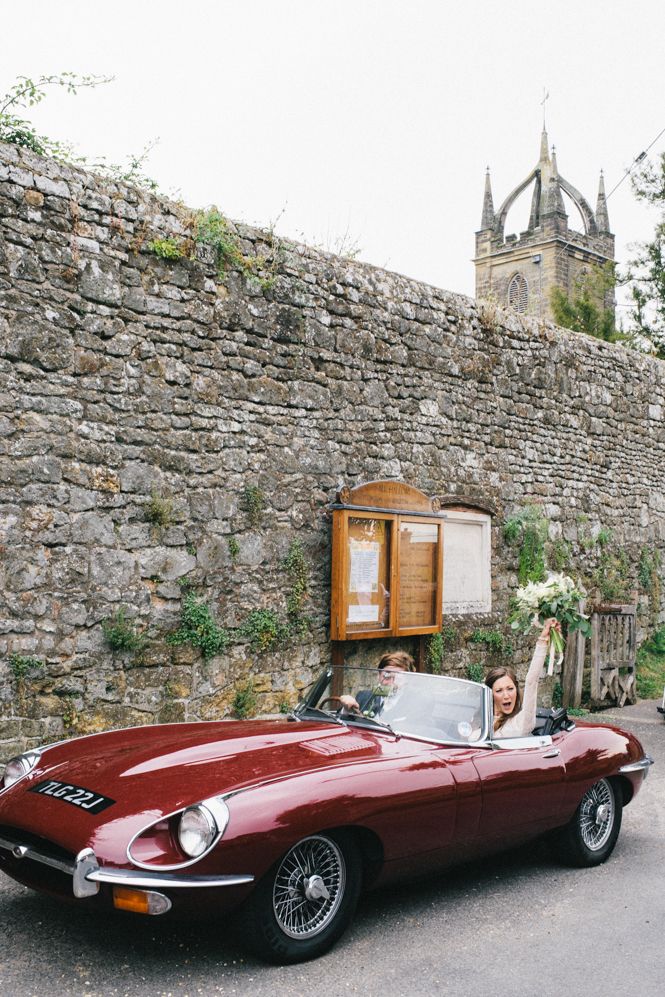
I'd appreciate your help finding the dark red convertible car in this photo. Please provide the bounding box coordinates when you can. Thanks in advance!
[0,667,653,963]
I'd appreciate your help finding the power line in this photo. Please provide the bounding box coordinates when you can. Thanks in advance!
[551,123,665,266]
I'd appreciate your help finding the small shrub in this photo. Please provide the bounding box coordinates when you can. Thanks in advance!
[232,679,257,719]
[636,628,665,698]
[145,490,174,528]
[8,654,43,681]
[593,546,631,602]
[238,609,289,652]
[147,237,184,261]
[468,629,512,655]
[102,608,145,653]
[242,485,266,528]
[466,662,485,684]
[547,538,571,572]
[228,536,240,565]
[167,592,229,659]
[427,632,444,674]
[278,697,293,714]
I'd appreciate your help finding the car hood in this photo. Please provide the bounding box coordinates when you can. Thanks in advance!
[0,719,385,856]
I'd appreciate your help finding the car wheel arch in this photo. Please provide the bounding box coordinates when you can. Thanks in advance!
[609,774,634,807]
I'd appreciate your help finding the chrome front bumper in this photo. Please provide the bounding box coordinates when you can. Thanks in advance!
[619,755,654,777]
[0,833,254,898]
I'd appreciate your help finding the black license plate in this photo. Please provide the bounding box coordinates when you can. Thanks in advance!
[29,780,115,815]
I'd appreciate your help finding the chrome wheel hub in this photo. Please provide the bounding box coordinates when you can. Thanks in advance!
[273,835,345,939]
[579,779,614,851]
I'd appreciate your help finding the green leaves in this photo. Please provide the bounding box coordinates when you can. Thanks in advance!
[167,592,229,659]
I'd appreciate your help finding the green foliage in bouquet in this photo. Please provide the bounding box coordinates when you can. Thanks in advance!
[509,573,591,660]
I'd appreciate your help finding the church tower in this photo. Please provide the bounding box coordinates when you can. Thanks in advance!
[474,129,614,320]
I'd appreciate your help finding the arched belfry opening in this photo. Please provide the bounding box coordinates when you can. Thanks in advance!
[474,129,614,321]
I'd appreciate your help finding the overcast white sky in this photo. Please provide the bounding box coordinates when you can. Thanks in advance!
[3,0,665,313]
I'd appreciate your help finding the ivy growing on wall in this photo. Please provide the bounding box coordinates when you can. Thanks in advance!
[503,505,548,584]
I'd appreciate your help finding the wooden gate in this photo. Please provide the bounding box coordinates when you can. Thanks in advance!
[590,603,637,706]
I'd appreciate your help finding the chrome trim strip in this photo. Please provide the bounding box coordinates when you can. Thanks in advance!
[0,834,253,891]
[619,756,654,774]
[89,868,254,888]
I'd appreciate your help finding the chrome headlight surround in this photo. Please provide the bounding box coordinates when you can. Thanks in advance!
[1,750,41,790]
[178,805,217,858]
[127,796,230,871]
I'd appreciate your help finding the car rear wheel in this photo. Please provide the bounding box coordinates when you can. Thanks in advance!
[240,831,362,964]
[553,778,622,867]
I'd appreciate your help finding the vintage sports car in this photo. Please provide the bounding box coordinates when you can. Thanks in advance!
[0,667,654,963]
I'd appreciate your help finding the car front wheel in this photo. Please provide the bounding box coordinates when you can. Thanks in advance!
[241,831,362,964]
[553,777,622,867]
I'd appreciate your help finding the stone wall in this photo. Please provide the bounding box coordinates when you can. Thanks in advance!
[1,140,664,760]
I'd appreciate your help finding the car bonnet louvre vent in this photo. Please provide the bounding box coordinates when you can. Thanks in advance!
[302,737,372,757]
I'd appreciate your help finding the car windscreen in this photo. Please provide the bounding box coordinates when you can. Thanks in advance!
[297,667,487,743]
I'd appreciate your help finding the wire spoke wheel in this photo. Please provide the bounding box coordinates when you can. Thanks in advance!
[578,778,615,851]
[272,835,345,939]
[553,776,622,867]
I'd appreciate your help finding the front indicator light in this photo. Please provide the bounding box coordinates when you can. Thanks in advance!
[112,887,172,915]
[178,805,217,858]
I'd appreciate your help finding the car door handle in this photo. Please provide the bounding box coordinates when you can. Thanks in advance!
[542,749,560,758]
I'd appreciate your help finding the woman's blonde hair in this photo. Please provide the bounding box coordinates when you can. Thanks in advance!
[485,666,521,730]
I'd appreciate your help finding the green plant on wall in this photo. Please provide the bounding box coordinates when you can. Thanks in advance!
[145,489,174,528]
[547,538,571,572]
[503,505,548,584]
[167,592,229,659]
[284,539,311,634]
[8,653,43,683]
[232,679,257,719]
[427,632,444,674]
[592,545,631,602]
[102,608,145,653]
[238,609,289,652]
[242,484,265,528]
[466,662,485,684]
[468,629,512,656]
[228,536,240,566]
[147,237,185,261]
[638,545,661,620]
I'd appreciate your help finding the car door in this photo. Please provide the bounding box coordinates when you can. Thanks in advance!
[471,733,567,844]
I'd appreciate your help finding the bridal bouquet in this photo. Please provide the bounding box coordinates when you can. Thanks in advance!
[509,573,590,673]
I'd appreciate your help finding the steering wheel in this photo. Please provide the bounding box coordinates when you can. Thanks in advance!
[319,696,356,714]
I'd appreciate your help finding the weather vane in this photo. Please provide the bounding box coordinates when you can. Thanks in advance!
[541,88,550,126]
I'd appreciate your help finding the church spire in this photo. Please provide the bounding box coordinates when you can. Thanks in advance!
[596,169,610,233]
[546,145,567,216]
[480,167,495,229]
[539,126,550,164]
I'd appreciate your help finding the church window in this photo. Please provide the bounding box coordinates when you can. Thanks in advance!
[508,273,529,313]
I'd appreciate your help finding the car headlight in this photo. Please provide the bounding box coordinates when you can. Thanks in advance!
[178,805,218,858]
[2,750,41,789]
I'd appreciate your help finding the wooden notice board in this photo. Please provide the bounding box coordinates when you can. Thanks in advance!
[330,481,444,640]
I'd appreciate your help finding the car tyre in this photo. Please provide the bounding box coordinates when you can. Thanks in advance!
[553,778,622,867]
[240,830,362,964]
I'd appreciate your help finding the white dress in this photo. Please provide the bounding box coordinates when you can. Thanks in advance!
[494,636,549,737]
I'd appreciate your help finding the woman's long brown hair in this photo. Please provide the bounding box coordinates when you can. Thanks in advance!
[485,666,522,730]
